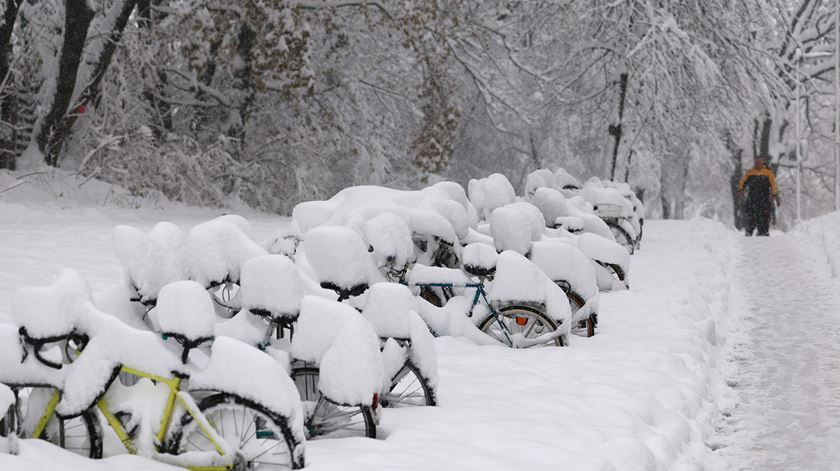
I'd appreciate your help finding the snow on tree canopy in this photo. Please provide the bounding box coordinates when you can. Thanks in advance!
[188,219,267,286]
[362,282,416,339]
[468,173,516,220]
[318,313,384,406]
[188,336,305,437]
[152,280,216,340]
[13,268,92,339]
[363,212,414,271]
[529,240,599,306]
[239,255,304,319]
[303,226,372,291]
[113,222,194,303]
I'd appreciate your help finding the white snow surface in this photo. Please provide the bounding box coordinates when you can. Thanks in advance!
[361,282,416,339]
[317,314,384,406]
[13,269,92,339]
[187,219,267,285]
[467,173,517,221]
[151,280,216,340]
[302,226,373,290]
[709,215,840,470]
[363,211,414,271]
[113,222,193,303]
[0,194,757,471]
[239,254,303,318]
[188,336,305,437]
[529,240,599,304]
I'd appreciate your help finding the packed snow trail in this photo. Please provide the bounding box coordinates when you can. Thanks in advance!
[719,232,840,470]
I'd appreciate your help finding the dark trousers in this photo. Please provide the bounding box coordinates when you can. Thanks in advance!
[744,202,771,236]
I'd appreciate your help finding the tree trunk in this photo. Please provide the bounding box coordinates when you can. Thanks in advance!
[0,0,21,169]
[608,71,629,181]
[47,0,138,165]
[139,0,172,137]
[33,0,94,167]
[229,21,257,151]
[726,131,745,229]
[661,194,671,219]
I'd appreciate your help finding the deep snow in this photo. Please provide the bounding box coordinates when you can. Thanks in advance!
[0,191,742,470]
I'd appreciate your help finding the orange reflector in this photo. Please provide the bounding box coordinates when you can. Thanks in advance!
[515,316,528,326]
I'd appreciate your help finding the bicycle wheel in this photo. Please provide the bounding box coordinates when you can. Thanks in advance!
[380,361,436,408]
[477,305,563,347]
[15,387,102,458]
[173,393,302,470]
[291,366,376,439]
[607,222,634,255]
[563,289,595,338]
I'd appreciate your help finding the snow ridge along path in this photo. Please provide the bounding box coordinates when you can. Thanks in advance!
[716,229,840,471]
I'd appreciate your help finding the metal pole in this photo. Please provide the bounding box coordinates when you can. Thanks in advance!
[796,49,802,221]
[835,0,840,210]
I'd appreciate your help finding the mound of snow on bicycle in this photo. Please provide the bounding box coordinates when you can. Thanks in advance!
[0,168,745,469]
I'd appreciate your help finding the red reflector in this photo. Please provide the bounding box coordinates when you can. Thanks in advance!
[372,393,380,409]
[515,316,528,326]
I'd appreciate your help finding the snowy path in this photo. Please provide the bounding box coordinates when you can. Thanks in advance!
[719,232,840,470]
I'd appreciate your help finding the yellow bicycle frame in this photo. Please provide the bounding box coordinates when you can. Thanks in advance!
[31,365,232,471]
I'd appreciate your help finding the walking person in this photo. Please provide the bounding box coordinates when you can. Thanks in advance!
[738,155,780,236]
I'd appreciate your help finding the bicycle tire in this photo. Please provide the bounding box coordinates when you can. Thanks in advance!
[607,221,634,255]
[381,361,436,408]
[561,288,596,338]
[290,366,376,439]
[477,305,563,347]
[14,386,102,458]
[172,392,304,470]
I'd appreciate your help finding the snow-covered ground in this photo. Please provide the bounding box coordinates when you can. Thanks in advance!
[0,175,744,471]
[711,214,840,470]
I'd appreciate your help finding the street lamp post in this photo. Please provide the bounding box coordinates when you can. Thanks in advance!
[796,49,803,221]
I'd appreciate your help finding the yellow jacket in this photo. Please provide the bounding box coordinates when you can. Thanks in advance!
[738,167,778,197]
